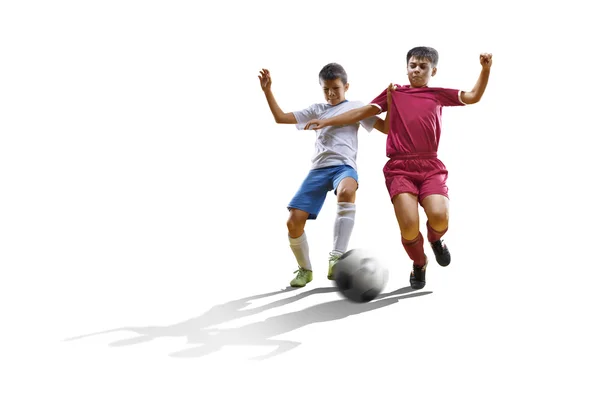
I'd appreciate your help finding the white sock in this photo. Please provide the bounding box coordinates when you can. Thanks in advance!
[333,202,356,255]
[289,232,312,271]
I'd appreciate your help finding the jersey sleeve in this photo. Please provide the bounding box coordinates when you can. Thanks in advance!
[435,88,466,107]
[292,104,319,130]
[359,116,378,132]
[369,88,388,113]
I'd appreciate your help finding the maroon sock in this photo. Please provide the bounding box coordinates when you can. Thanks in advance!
[427,221,447,243]
[402,232,426,266]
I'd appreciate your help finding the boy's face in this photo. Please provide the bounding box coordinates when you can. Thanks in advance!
[320,78,348,106]
[407,56,437,88]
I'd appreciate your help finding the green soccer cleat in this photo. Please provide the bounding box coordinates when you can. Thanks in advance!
[327,252,342,280]
[290,267,313,287]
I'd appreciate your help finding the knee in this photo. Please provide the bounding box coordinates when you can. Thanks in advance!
[428,207,449,225]
[337,186,356,203]
[398,214,419,232]
[287,214,306,235]
[399,219,420,240]
[286,217,298,232]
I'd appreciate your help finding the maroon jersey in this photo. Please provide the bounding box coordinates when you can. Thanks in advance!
[370,86,465,157]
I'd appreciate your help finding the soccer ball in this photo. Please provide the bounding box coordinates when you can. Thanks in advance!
[334,248,388,303]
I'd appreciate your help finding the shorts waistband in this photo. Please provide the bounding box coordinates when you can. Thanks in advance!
[389,152,438,160]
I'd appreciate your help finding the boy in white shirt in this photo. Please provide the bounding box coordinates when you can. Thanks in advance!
[259,63,386,287]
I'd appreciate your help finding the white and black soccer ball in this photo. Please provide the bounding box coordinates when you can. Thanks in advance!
[334,248,388,303]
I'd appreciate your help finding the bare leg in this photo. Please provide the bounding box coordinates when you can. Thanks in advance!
[392,192,420,241]
[421,194,449,239]
[421,194,451,266]
[287,208,309,239]
[336,177,357,203]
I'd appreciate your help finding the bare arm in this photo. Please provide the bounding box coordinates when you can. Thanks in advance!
[460,53,492,105]
[259,69,297,124]
[373,116,385,133]
[382,109,389,135]
[372,83,396,135]
[304,104,380,130]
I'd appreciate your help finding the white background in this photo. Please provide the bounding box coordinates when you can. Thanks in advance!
[1,0,599,399]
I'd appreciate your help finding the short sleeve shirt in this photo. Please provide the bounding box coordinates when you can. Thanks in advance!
[370,86,465,157]
[293,100,378,171]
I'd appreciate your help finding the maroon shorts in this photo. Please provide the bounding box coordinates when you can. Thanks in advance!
[383,152,448,204]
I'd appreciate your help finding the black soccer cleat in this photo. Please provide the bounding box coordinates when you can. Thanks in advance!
[430,239,451,267]
[409,257,428,290]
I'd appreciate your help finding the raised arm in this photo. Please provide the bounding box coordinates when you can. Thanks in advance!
[303,104,380,130]
[460,53,492,105]
[259,68,298,124]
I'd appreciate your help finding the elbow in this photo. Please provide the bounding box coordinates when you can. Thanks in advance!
[274,112,293,124]
[462,92,481,105]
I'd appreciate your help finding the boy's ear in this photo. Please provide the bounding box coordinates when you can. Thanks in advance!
[431,67,437,76]
[345,82,350,91]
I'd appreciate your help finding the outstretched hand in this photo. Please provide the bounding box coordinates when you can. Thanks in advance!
[480,53,493,69]
[304,119,325,130]
[258,68,272,91]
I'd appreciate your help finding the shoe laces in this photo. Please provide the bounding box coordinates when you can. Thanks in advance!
[328,252,341,262]
[293,267,309,277]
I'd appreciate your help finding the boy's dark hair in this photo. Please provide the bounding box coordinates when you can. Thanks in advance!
[406,46,439,67]
[318,63,348,84]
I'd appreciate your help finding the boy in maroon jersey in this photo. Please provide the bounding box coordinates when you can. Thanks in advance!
[305,46,492,289]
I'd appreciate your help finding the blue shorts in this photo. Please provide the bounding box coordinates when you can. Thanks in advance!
[288,165,358,220]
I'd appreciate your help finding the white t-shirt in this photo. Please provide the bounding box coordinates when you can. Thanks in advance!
[292,100,377,171]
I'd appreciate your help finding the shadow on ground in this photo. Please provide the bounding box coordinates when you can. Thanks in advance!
[65,285,431,360]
